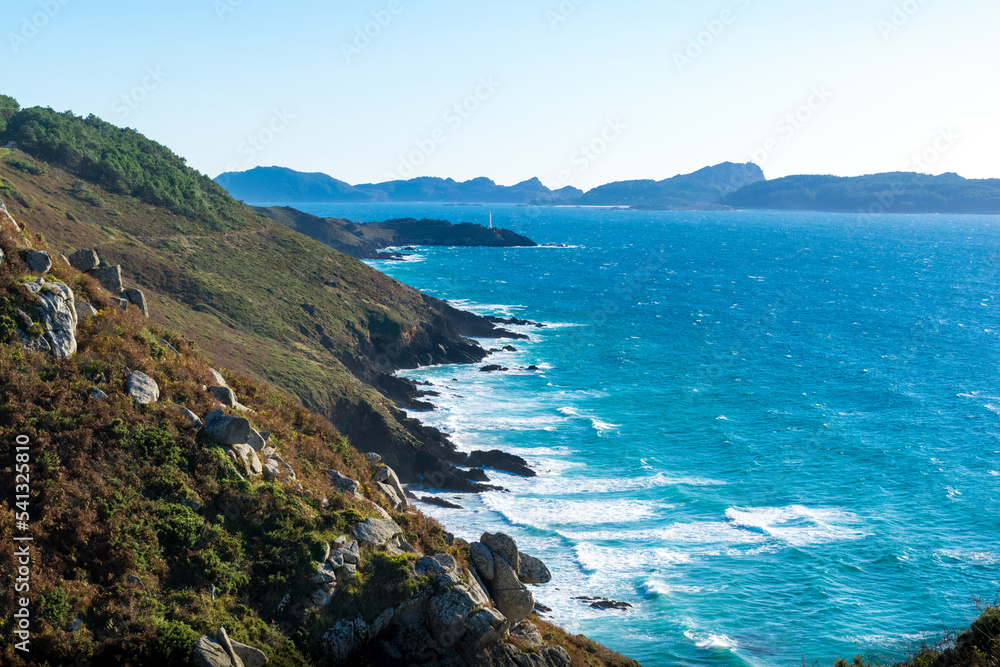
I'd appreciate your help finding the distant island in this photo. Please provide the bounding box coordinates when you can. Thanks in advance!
[217,163,1000,214]
[256,206,537,260]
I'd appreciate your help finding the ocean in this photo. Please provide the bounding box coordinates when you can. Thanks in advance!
[295,203,1000,667]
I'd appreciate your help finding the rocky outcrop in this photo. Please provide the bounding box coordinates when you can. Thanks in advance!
[21,279,78,359]
[125,287,149,317]
[90,264,123,293]
[192,628,268,667]
[373,464,409,510]
[469,533,549,625]
[126,371,160,404]
[203,411,251,445]
[69,248,99,271]
[330,534,563,666]
[0,197,20,231]
[327,469,360,495]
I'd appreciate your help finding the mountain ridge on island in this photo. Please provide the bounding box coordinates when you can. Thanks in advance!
[216,163,1000,214]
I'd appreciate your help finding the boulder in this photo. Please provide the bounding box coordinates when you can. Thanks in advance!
[511,620,545,650]
[208,386,241,407]
[179,407,204,428]
[428,583,481,642]
[125,287,149,317]
[364,452,382,463]
[209,367,228,387]
[353,517,403,548]
[462,607,511,655]
[69,249,100,272]
[111,297,129,311]
[247,428,266,452]
[35,281,78,359]
[230,443,262,476]
[77,300,98,319]
[373,465,409,509]
[310,564,338,585]
[321,616,368,665]
[469,542,494,580]
[203,415,251,445]
[230,639,268,667]
[376,481,404,510]
[336,563,357,584]
[487,559,534,625]
[262,463,280,481]
[89,388,108,401]
[0,197,20,231]
[89,265,123,293]
[126,371,159,404]
[414,556,450,578]
[26,251,52,274]
[192,635,233,667]
[327,469,360,495]
[216,627,245,667]
[481,532,520,571]
[518,552,552,585]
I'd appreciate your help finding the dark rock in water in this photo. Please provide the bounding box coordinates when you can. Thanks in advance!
[419,496,463,509]
[465,468,490,482]
[469,450,536,477]
[526,365,539,371]
[502,345,518,352]
[573,596,633,611]
[533,601,553,616]
[487,315,546,328]
[480,365,508,373]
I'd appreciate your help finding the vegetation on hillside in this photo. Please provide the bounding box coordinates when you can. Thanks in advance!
[0,132,494,490]
[0,219,456,666]
[835,602,999,667]
[0,98,243,226]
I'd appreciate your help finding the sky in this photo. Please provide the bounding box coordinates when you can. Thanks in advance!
[2,0,999,191]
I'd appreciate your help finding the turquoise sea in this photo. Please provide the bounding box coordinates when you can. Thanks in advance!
[296,203,1000,667]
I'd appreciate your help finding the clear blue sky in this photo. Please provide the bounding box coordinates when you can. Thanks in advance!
[3,0,998,190]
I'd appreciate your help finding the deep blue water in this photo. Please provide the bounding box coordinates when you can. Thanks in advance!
[297,203,1000,667]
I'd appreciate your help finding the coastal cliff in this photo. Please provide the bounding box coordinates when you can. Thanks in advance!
[255,206,537,260]
[0,105,639,666]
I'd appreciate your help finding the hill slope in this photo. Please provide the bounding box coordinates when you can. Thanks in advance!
[0,104,526,492]
[0,180,640,667]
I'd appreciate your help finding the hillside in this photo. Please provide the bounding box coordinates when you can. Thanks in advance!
[0,181,640,667]
[216,167,583,205]
[723,172,1000,213]
[0,103,531,493]
[256,206,537,260]
[575,162,766,208]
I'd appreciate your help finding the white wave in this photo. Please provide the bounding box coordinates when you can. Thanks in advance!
[573,542,691,574]
[591,418,620,432]
[482,493,659,528]
[683,630,739,651]
[989,470,999,476]
[936,550,999,565]
[560,521,764,545]
[557,406,581,416]
[643,581,703,596]
[724,505,864,546]
[525,472,726,496]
